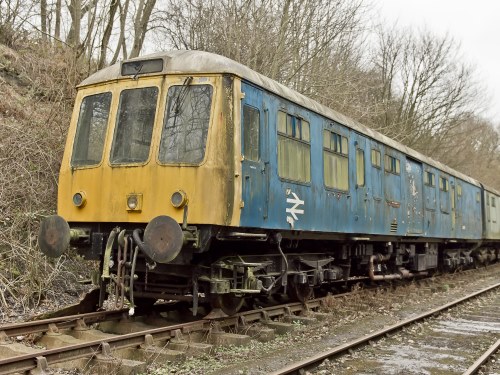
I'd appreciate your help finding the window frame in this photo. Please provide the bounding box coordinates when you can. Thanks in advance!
[356,148,365,187]
[242,104,260,162]
[277,110,311,184]
[439,176,449,192]
[158,83,215,165]
[71,91,113,168]
[371,149,381,169]
[384,154,400,175]
[424,171,436,187]
[110,86,159,166]
[323,128,349,191]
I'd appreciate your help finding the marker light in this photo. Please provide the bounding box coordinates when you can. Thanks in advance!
[126,194,142,211]
[72,192,86,207]
[171,190,188,208]
[127,195,138,210]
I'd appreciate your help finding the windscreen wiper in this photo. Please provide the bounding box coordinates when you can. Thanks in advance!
[132,63,144,80]
[173,76,193,114]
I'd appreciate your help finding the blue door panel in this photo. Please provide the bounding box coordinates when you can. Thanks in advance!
[240,82,267,227]
[351,134,369,233]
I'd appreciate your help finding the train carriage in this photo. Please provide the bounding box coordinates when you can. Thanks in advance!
[38,50,497,315]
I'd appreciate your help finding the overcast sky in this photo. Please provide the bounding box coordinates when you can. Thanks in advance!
[374,0,500,124]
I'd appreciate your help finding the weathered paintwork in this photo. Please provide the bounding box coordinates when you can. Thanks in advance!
[61,50,486,244]
[238,81,483,241]
[58,74,240,227]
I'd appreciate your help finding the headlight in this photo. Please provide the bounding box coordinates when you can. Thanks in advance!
[171,190,188,208]
[72,191,86,207]
[126,194,142,211]
[127,195,138,209]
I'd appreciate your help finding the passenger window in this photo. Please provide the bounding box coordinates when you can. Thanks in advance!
[110,87,158,164]
[277,111,311,182]
[356,149,365,187]
[71,92,112,167]
[384,154,400,175]
[439,177,449,192]
[492,197,497,207]
[476,192,481,202]
[457,184,462,197]
[424,171,435,187]
[371,149,381,168]
[242,105,260,161]
[323,130,349,190]
[159,84,213,164]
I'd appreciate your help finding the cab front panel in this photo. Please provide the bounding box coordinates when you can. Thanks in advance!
[58,75,237,227]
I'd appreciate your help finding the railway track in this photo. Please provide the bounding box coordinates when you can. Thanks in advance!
[271,282,500,374]
[1,266,498,374]
[0,295,327,374]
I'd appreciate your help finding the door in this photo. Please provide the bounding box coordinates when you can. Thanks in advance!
[367,141,384,234]
[240,82,268,226]
[405,158,424,234]
[353,134,368,227]
[451,184,456,234]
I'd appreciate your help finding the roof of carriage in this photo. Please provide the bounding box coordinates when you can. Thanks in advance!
[79,49,489,190]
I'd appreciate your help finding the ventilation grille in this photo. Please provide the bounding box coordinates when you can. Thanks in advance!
[390,222,398,233]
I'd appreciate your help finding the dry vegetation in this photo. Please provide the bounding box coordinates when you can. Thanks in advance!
[0,33,90,311]
[0,0,499,312]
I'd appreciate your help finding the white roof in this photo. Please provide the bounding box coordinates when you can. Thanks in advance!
[79,50,481,187]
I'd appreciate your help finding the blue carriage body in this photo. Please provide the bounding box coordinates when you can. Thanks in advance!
[239,80,483,242]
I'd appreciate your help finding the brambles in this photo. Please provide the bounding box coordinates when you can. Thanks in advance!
[0,40,87,312]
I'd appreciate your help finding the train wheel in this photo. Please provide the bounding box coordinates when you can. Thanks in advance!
[211,293,244,316]
[288,281,313,302]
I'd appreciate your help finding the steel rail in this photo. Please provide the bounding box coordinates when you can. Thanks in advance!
[270,282,500,375]
[0,309,128,338]
[462,339,500,375]
[0,319,209,374]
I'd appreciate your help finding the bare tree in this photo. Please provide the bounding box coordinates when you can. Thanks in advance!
[154,0,367,88]
[371,27,482,152]
[98,0,119,68]
[129,0,156,58]
[67,0,82,48]
[40,0,47,42]
[54,0,61,40]
[110,0,130,64]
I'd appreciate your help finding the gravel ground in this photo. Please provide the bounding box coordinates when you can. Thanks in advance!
[316,288,500,374]
[480,352,500,375]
